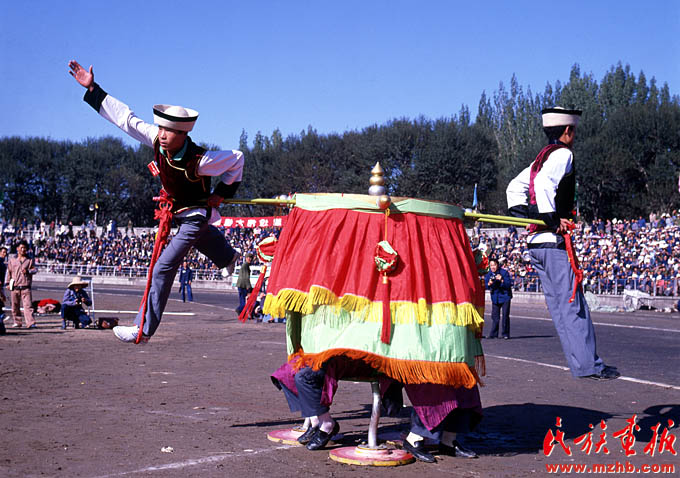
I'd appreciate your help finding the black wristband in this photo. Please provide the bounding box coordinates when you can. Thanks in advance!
[83,83,108,112]
[213,181,241,199]
[507,205,529,218]
[538,211,560,229]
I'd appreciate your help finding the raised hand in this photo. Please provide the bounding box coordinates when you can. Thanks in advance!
[68,60,94,90]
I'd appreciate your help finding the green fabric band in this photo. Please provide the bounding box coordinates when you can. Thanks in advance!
[294,193,465,219]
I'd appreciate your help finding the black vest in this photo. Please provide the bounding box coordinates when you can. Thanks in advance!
[154,138,211,213]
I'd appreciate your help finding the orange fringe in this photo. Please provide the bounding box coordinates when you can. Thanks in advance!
[291,348,484,388]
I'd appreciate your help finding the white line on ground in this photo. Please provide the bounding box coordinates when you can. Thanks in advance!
[509,315,680,333]
[92,309,195,316]
[89,445,292,478]
[487,354,680,390]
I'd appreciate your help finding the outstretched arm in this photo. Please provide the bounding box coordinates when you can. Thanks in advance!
[68,60,95,92]
[67,60,157,147]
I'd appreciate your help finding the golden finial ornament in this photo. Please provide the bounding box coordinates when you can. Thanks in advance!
[368,162,386,196]
[368,162,390,209]
[377,194,391,210]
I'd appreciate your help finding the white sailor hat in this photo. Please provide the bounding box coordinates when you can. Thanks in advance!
[153,104,199,132]
[541,107,582,128]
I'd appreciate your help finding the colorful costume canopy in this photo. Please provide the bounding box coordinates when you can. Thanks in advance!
[263,193,485,389]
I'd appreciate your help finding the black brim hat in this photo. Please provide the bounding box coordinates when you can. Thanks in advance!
[541,107,582,127]
[153,104,199,132]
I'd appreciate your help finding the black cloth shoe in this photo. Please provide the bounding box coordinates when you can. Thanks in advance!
[502,336,510,340]
[296,426,319,445]
[439,440,478,458]
[402,440,436,463]
[306,421,339,451]
[582,366,620,381]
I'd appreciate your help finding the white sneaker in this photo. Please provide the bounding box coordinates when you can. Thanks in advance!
[226,252,241,276]
[113,325,148,343]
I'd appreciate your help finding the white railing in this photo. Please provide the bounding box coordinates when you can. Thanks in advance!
[36,263,263,287]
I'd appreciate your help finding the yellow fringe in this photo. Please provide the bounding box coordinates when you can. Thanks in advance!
[263,286,485,332]
[291,348,483,388]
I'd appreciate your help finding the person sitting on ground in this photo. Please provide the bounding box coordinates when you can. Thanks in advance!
[61,277,93,329]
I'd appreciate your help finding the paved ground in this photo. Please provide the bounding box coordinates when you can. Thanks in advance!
[0,282,678,477]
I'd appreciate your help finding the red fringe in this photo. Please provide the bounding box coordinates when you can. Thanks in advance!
[291,348,482,388]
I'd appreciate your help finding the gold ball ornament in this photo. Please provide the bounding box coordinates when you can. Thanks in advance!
[377,195,391,210]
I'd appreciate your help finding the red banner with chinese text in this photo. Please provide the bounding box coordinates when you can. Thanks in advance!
[214,216,288,229]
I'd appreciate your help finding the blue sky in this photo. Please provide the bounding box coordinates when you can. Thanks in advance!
[1,0,678,150]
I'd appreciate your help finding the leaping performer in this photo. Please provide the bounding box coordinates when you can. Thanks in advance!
[506,106,619,380]
[68,60,243,344]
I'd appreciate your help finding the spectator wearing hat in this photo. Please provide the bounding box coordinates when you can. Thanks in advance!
[506,106,619,381]
[6,240,38,329]
[62,277,92,329]
[69,60,243,343]
[236,254,254,314]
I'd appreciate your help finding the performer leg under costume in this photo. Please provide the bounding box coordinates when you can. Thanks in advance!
[403,384,481,461]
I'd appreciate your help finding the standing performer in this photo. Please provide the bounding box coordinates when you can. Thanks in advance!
[506,107,619,380]
[484,258,512,339]
[68,60,243,343]
[178,261,194,303]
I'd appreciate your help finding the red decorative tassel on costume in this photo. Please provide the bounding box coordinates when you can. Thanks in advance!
[380,274,391,344]
[562,223,583,303]
[136,190,174,344]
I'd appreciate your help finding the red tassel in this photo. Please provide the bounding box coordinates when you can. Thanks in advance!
[136,190,174,344]
[239,265,267,322]
[562,224,583,303]
[380,274,391,344]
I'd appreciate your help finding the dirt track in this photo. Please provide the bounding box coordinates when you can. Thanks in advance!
[1,287,678,477]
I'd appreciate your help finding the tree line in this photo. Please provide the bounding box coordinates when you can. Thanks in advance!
[1,62,678,226]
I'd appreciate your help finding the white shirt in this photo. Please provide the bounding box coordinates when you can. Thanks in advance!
[506,147,573,244]
[98,94,244,222]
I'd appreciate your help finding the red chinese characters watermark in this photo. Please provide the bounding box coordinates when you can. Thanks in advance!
[574,420,610,455]
[544,415,677,457]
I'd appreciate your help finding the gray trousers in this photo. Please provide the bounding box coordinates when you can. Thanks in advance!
[135,218,235,336]
[530,248,604,377]
[280,367,329,418]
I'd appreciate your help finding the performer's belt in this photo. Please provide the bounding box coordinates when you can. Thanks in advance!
[527,237,566,250]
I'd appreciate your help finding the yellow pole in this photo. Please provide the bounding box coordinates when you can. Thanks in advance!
[465,212,546,227]
[222,198,296,206]
[221,198,546,227]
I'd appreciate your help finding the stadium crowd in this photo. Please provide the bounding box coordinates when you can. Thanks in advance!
[0,217,277,280]
[471,212,680,296]
[0,212,678,296]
